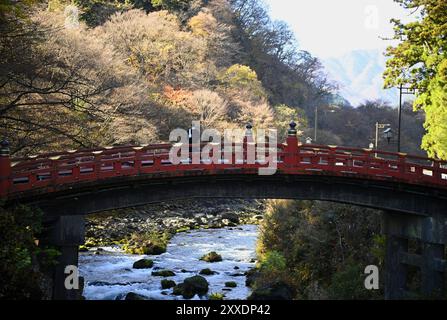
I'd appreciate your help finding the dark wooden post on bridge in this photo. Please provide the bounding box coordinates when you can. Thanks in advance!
[384,211,446,299]
[284,121,299,168]
[243,123,255,164]
[243,123,254,144]
[40,215,86,300]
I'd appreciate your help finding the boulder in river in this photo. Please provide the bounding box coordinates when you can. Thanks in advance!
[172,276,209,299]
[161,279,176,289]
[221,212,240,224]
[199,268,217,276]
[200,251,222,263]
[225,281,237,288]
[125,292,147,300]
[152,270,176,277]
[132,259,154,269]
[140,243,166,255]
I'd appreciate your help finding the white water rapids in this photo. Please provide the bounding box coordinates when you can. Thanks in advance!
[79,225,258,300]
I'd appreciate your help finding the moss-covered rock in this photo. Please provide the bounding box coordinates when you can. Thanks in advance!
[225,281,237,288]
[152,270,176,277]
[122,232,170,255]
[200,251,222,263]
[172,276,209,299]
[161,279,176,289]
[199,268,217,276]
[184,276,209,296]
[173,283,191,298]
[132,259,154,269]
[124,242,166,255]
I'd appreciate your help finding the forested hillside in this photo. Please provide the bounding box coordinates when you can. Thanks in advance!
[1,0,426,157]
[0,0,330,156]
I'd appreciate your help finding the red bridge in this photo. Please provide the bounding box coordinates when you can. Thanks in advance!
[1,126,447,199]
[1,123,447,300]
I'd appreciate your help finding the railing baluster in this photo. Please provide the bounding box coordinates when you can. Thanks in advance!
[0,140,11,198]
[50,159,58,186]
[328,146,336,167]
[94,153,101,179]
[72,164,80,180]
[114,160,122,175]
[363,149,372,175]
[398,154,407,178]
[433,161,441,183]
[134,149,142,174]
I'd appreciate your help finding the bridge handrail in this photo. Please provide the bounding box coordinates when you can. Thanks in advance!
[11,144,173,163]
[2,138,447,199]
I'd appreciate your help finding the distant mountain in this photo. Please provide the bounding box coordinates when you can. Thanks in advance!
[322,49,399,107]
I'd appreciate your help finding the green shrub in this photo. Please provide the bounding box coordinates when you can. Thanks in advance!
[327,262,373,300]
[209,292,224,300]
[259,251,286,272]
[0,205,53,299]
[255,200,383,299]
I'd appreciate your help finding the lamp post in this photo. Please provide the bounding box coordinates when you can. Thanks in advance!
[375,122,391,150]
[383,127,393,145]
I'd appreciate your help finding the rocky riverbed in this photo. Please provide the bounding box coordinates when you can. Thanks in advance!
[84,199,266,247]
[79,199,266,300]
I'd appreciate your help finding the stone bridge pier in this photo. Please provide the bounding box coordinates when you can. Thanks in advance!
[384,211,446,299]
[39,215,85,300]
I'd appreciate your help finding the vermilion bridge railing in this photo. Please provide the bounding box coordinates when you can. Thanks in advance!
[1,134,447,199]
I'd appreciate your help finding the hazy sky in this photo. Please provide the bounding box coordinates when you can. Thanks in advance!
[264,0,414,58]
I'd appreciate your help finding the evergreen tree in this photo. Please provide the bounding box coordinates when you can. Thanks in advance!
[384,0,447,159]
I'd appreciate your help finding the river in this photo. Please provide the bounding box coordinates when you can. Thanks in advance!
[79,224,259,300]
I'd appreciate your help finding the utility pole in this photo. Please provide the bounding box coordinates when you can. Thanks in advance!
[398,84,403,153]
[314,105,318,143]
[375,122,379,150]
[397,85,420,153]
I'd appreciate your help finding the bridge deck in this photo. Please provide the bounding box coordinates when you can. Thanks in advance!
[2,141,446,200]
